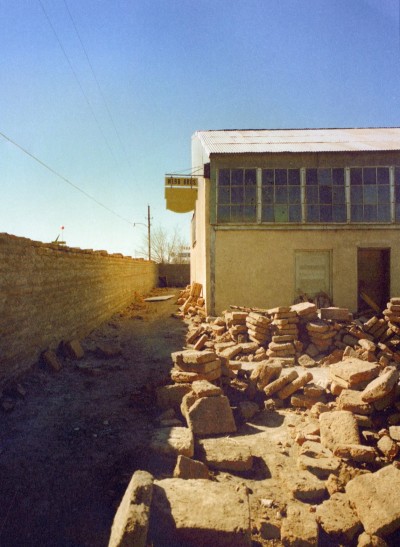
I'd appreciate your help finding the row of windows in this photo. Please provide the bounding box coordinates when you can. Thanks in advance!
[217,167,400,224]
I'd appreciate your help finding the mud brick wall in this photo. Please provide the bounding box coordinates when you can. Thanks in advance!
[0,233,158,386]
[158,263,190,287]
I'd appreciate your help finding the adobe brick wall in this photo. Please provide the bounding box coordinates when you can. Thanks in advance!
[0,233,158,386]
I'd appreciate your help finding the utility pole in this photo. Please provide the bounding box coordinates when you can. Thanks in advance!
[134,205,152,261]
[147,205,151,261]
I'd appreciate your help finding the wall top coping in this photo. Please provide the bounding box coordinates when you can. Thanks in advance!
[0,233,152,262]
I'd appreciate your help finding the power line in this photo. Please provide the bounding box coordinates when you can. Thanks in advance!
[63,0,129,161]
[0,129,133,227]
[38,0,120,167]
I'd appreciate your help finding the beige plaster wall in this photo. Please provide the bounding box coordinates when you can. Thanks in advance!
[190,177,209,302]
[213,227,400,314]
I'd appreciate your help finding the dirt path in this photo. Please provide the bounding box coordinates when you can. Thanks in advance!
[0,290,186,547]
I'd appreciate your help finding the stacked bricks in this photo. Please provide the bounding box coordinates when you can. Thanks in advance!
[306,320,338,354]
[362,316,396,344]
[267,307,300,361]
[225,311,248,342]
[178,282,205,319]
[246,312,271,345]
[171,350,221,383]
[384,297,400,336]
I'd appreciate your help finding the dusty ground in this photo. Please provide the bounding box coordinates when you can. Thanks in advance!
[0,289,187,547]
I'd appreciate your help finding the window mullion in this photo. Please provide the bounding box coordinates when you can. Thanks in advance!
[257,168,262,223]
[390,166,395,223]
[300,168,306,223]
[345,168,351,223]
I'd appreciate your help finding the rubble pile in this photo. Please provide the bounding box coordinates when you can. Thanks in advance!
[110,283,400,547]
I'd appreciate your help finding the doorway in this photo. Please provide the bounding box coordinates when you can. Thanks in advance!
[357,248,390,312]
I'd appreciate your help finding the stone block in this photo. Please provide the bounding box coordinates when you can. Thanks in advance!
[150,478,251,546]
[281,502,319,546]
[108,470,153,547]
[346,465,400,536]
[320,410,360,451]
[197,437,253,471]
[173,455,209,479]
[316,492,361,543]
[150,427,194,458]
[186,396,236,436]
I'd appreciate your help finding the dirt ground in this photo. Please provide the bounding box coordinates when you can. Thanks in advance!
[0,289,187,547]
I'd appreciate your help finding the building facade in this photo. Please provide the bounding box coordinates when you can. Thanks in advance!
[190,128,400,315]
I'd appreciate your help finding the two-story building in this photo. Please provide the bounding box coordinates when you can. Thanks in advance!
[190,128,400,315]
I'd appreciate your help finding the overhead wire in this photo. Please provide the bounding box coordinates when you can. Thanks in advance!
[0,130,133,227]
[38,0,120,167]
[62,0,129,161]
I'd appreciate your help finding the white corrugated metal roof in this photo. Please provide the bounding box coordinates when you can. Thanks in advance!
[194,128,400,154]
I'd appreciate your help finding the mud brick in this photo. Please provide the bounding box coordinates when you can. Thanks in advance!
[193,334,209,351]
[239,342,259,354]
[42,350,62,371]
[246,316,270,331]
[217,344,243,361]
[329,358,380,389]
[263,370,298,397]
[320,307,351,321]
[186,395,236,435]
[361,367,399,402]
[267,349,296,358]
[389,296,400,305]
[247,329,268,342]
[290,302,317,316]
[273,311,297,320]
[191,380,222,398]
[63,339,84,360]
[272,334,297,343]
[186,326,204,344]
[309,330,336,341]
[172,350,217,366]
[319,410,360,451]
[268,306,291,314]
[307,321,331,333]
[175,358,221,374]
[337,389,373,415]
[171,366,221,383]
[388,303,400,313]
[247,311,270,326]
[269,341,294,352]
[277,372,313,399]
[291,393,322,409]
[363,316,378,331]
[229,325,247,336]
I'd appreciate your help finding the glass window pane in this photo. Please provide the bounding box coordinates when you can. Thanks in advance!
[245,185,256,203]
[395,168,400,186]
[333,187,345,204]
[231,187,243,204]
[289,186,301,204]
[332,168,345,185]
[363,167,376,185]
[395,186,400,203]
[288,169,300,185]
[231,169,243,185]
[364,185,377,205]
[364,205,377,222]
[306,169,317,185]
[351,205,363,222]
[307,205,319,222]
[377,205,391,222]
[275,169,287,185]
[320,205,332,222]
[275,186,288,204]
[396,203,400,221]
[219,169,230,186]
[333,205,346,222]
[318,169,332,186]
[306,186,318,204]
[263,186,274,203]
[377,185,390,204]
[274,204,288,222]
[350,168,362,185]
[217,205,230,222]
[231,205,243,222]
[218,187,230,204]
[245,169,256,186]
[377,167,389,185]
[319,186,332,204]
[262,169,274,186]
[262,205,274,222]
[351,186,363,204]
[289,205,301,222]
[243,205,256,221]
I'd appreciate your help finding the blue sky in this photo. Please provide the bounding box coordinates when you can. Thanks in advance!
[1,0,399,256]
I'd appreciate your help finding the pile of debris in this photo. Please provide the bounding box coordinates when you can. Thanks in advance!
[109,286,400,547]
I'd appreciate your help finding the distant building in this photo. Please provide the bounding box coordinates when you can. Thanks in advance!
[190,128,400,314]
